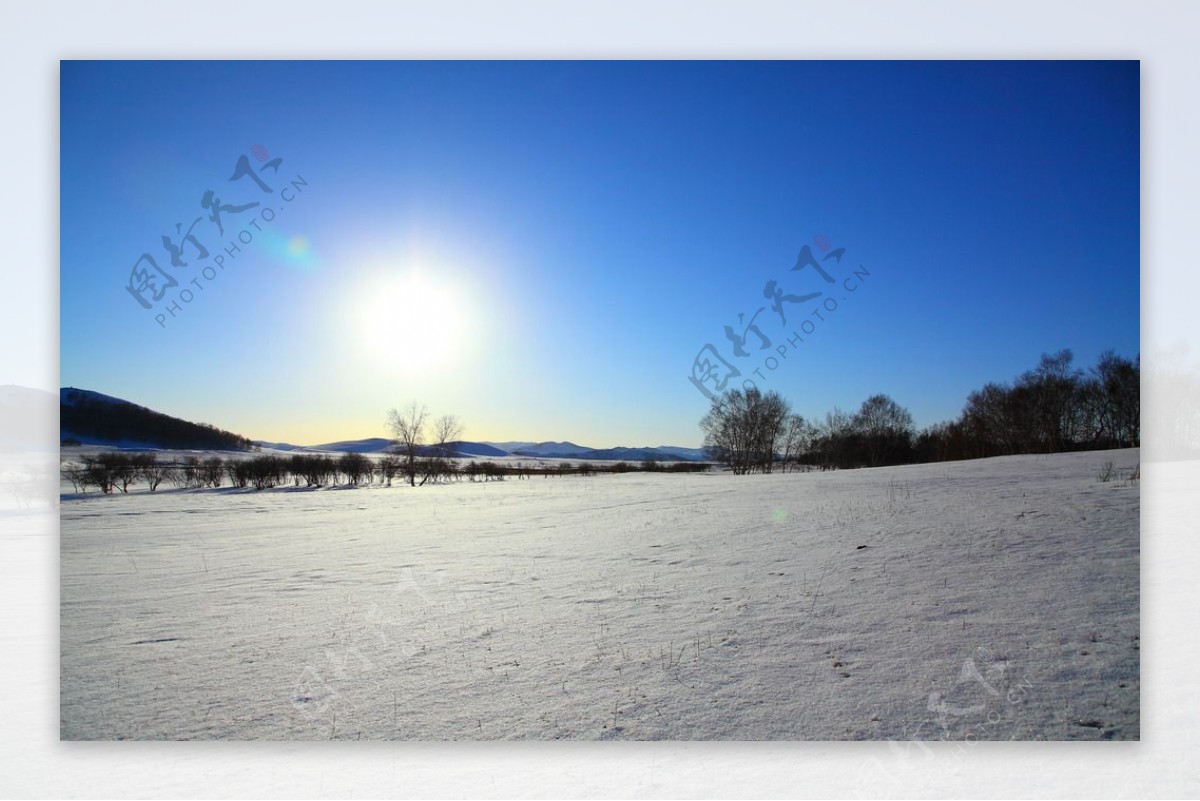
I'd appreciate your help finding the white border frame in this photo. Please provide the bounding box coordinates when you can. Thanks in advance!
[6,1,1195,797]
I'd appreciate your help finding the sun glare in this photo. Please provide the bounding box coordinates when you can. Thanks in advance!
[358,269,468,373]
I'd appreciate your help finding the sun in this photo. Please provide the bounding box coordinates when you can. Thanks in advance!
[358,269,467,373]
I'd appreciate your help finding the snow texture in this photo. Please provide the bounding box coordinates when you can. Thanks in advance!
[59,449,1139,740]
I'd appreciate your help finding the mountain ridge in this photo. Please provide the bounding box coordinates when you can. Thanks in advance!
[287,437,708,462]
[56,386,707,460]
[60,387,254,451]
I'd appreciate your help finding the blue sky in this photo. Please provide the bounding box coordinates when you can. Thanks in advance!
[60,60,1139,448]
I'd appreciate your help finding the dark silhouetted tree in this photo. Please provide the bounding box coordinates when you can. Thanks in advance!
[387,402,428,487]
[700,388,791,474]
[852,394,915,467]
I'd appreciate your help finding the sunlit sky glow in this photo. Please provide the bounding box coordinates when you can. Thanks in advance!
[60,60,1139,448]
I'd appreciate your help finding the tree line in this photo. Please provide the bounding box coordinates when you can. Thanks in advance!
[700,349,1139,472]
[62,400,721,495]
[924,350,1139,460]
[61,451,713,494]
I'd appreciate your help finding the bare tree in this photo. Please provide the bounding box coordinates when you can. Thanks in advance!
[424,414,463,485]
[1019,350,1083,452]
[226,458,250,488]
[82,456,115,494]
[701,390,752,474]
[1089,350,1140,448]
[700,388,791,474]
[433,415,462,455]
[807,407,847,468]
[387,402,428,487]
[377,454,401,486]
[919,349,1139,462]
[290,454,336,487]
[338,452,372,486]
[852,394,915,467]
[963,383,1025,457]
[174,456,205,488]
[61,462,88,493]
[133,452,175,491]
[781,414,814,471]
[201,456,225,488]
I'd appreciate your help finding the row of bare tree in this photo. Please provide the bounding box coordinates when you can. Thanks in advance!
[61,452,392,493]
[699,349,1139,472]
[386,403,462,487]
[918,350,1139,461]
[700,389,916,473]
[62,451,713,494]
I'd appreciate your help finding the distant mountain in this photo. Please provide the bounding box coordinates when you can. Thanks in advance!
[60,388,132,409]
[510,441,595,458]
[288,438,706,461]
[309,437,395,453]
[294,438,510,458]
[0,385,57,452]
[582,446,708,462]
[502,441,708,462]
[253,440,311,452]
[648,445,709,461]
[60,387,254,451]
[444,440,509,457]
[483,441,537,454]
[55,389,707,460]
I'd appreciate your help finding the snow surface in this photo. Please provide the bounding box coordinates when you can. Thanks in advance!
[59,449,1139,741]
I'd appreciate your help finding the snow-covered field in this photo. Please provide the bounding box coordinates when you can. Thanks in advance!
[59,449,1139,741]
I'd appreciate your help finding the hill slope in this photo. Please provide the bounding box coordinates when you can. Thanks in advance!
[60,388,254,451]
